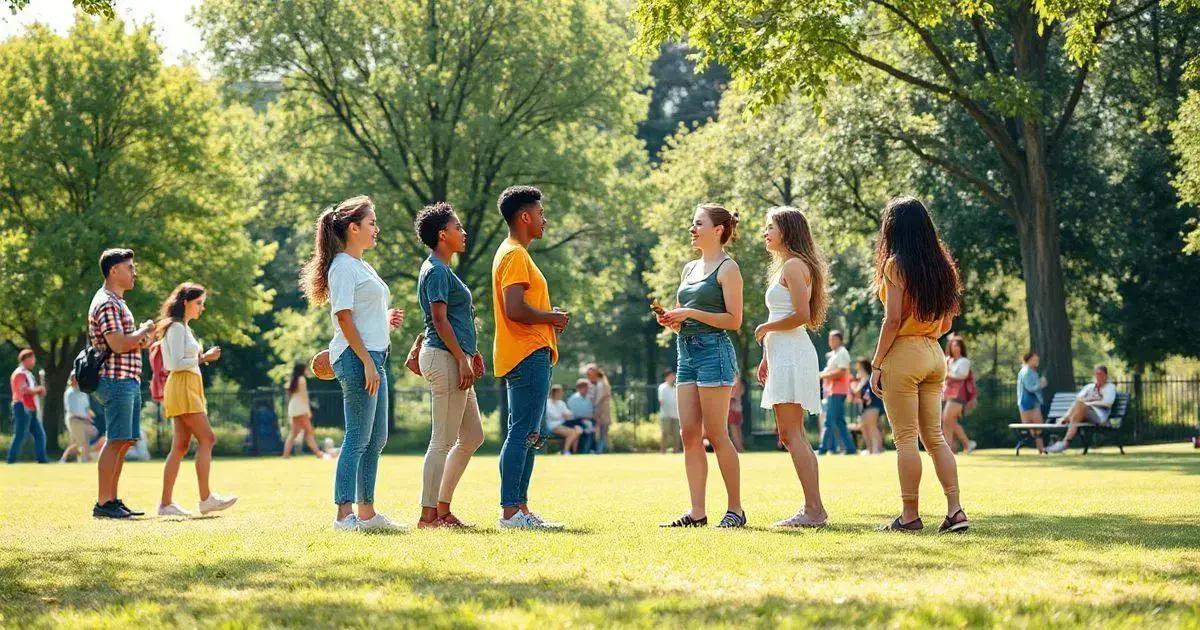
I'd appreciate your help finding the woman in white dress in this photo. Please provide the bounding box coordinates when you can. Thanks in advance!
[754,207,829,528]
[283,362,324,459]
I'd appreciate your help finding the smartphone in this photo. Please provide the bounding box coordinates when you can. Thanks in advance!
[650,300,666,316]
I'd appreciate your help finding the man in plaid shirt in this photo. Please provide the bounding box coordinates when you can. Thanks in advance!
[89,248,155,519]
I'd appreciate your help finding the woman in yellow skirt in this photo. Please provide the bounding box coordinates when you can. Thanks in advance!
[156,283,237,517]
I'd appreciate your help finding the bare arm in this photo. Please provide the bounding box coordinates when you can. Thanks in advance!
[870,275,906,369]
[104,325,153,354]
[503,284,566,326]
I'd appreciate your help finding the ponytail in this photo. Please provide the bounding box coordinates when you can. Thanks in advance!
[300,195,374,305]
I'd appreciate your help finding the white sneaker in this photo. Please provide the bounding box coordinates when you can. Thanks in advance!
[966,440,978,454]
[1045,440,1068,454]
[333,514,359,531]
[773,509,828,529]
[357,513,407,533]
[500,511,565,530]
[157,502,192,517]
[198,493,238,515]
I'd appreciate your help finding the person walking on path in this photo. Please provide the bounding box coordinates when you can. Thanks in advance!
[7,349,48,464]
[155,283,237,518]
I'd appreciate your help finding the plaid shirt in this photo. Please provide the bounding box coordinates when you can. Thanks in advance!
[88,288,142,381]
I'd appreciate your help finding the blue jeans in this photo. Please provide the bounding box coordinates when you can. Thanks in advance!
[819,394,856,454]
[500,348,552,507]
[93,377,141,442]
[6,403,48,464]
[333,350,389,505]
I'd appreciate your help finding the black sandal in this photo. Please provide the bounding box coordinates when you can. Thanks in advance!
[716,510,747,528]
[938,509,970,534]
[881,516,924,532]
[660,513,707,528]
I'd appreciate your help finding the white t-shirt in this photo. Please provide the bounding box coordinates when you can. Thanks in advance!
[327,253,392,365]
[545,398,572,430]
[658,382,679,419]
[947,357,971,380]
[1077,382,1118,423]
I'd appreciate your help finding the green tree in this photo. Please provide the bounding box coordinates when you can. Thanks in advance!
[633,0,1199,391]
[0,18,274,447]
[196,0,648,293]
[5,1,114,18]
[644,86,914,377]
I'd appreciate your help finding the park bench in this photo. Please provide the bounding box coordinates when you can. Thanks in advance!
[1008,391,1128,456]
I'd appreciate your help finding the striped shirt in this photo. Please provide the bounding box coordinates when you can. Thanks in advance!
[88,288,142,381]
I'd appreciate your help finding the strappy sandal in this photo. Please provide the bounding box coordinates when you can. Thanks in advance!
[880,516,924,532]
[438,513,473,529]
[716,510,747,529]
[660,513,708,528]
[938,509,970,534]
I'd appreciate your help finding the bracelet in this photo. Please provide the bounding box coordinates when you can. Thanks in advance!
[872,364,882,370]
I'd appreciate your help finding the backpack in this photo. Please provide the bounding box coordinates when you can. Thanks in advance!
[149,342,169,403]
[72,344,111,394]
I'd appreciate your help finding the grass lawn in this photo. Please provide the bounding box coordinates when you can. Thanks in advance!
[2,443,1198,628]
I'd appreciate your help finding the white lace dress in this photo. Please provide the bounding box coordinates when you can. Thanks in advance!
[760,281,822,411]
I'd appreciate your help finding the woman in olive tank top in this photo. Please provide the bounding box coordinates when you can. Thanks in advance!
[655,203,746,529]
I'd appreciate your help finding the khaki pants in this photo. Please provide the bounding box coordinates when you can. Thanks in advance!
[418,346,485,508]
[67,416,91,460]
[880,337,959,505]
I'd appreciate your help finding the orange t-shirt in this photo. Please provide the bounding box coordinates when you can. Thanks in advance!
[491,238,558,377]
[878,258,942,338]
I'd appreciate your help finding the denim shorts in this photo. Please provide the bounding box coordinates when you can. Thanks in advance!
[676,332,737,387]
[1018,391,1040,412]
[93,377,141,442]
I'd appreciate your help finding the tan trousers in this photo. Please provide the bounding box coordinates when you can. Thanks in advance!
[418,346,485,508]
[880,337,960,505]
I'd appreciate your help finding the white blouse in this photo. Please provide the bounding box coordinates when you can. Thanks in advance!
[162,321,203,375]
[946,357,971,380]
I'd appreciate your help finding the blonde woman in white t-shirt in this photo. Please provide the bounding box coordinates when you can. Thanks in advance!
[155,283,237,517]
[941,335,976,454]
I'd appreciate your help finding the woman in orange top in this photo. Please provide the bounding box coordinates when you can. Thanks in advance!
[868,197,970,534]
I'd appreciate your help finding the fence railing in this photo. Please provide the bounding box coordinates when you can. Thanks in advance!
[3,376,1197,454]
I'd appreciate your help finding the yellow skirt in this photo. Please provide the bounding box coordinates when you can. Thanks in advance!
[163,371,207,418]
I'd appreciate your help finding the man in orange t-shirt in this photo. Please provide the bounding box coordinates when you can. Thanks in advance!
[7,348,48,464]
[491,185,569,530]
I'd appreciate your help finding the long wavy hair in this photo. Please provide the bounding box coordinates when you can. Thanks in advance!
[766,207,828,329]
[287,361,307,395]
[872,196,961,323]
[300,195,375,305]
[155,282,206,339]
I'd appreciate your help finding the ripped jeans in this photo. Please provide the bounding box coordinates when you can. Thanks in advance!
[499,348,552,507]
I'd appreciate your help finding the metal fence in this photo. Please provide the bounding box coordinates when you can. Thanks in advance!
[3,376,1197,453]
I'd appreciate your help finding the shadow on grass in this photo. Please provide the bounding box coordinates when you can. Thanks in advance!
[2,550,1195,627]
[975,512,1200,551]
[979,450,1200,475]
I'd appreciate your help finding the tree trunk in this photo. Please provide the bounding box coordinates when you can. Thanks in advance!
[1012,188,1075,393]
[1010,7,1075,393]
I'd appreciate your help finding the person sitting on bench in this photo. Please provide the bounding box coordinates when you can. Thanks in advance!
[1046,364,1116,453]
